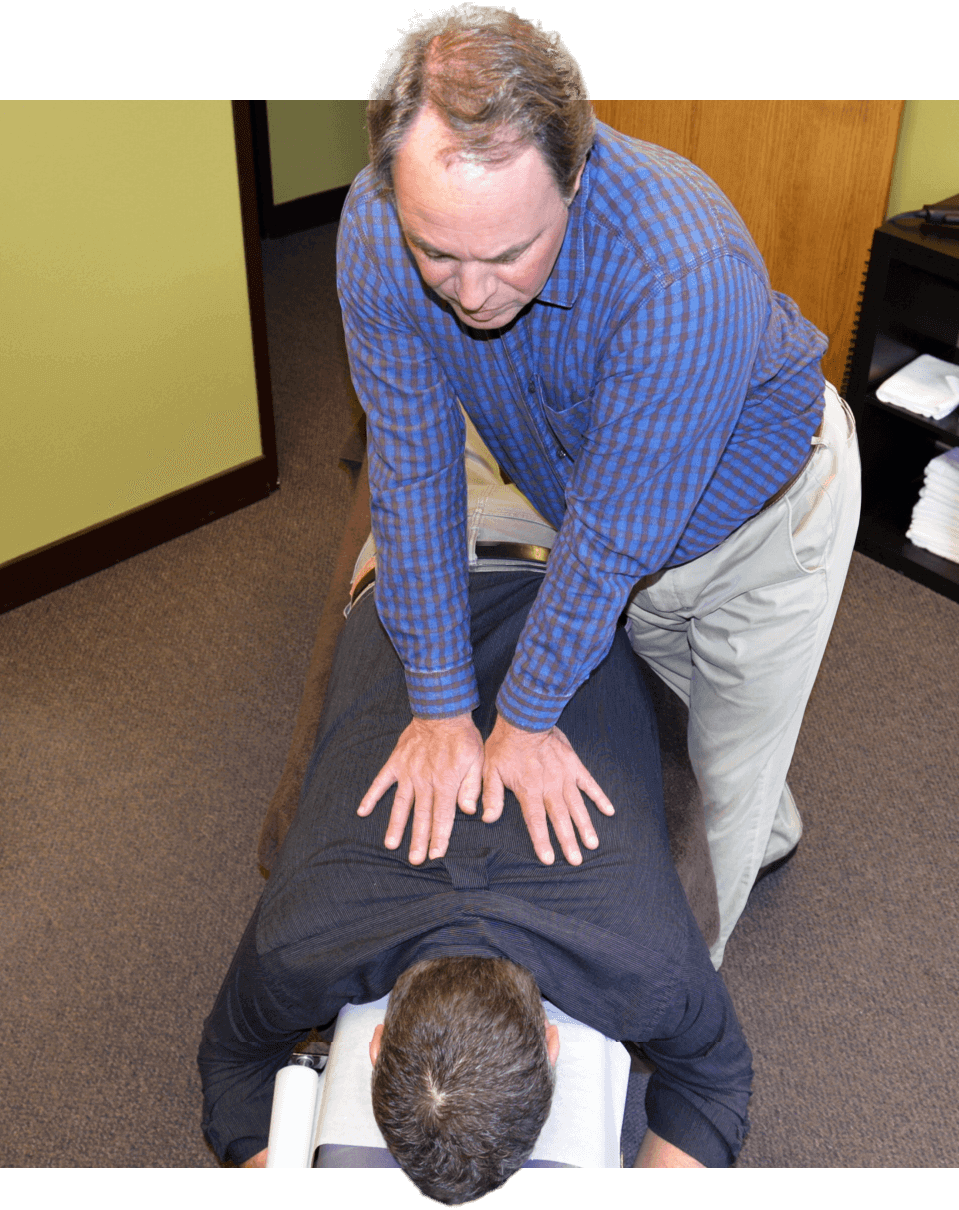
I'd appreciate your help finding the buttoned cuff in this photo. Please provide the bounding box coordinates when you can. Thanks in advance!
[405,661,480,720]
[494,677,564,732]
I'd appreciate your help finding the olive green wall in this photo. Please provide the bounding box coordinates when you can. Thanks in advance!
[0,101,263,567]
[886,100,959,217]
[266,100,370,204]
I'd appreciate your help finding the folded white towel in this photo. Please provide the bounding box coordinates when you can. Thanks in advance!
[907,447,959,560]
[876,354,959,420]
[906,528,959,562]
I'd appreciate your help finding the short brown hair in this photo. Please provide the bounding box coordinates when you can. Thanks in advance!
[367,4,595,201]
[371,955,554,1203]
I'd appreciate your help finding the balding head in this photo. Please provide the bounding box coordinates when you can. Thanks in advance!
[367,4,594,202]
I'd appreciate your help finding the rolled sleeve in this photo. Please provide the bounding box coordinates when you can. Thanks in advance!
[640,972,753,1166]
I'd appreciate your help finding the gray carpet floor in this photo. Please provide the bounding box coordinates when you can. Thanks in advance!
[2,222,957,1167]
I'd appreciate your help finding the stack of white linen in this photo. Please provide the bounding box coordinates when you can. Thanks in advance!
[876,353,959,420]
[907,446,959,563]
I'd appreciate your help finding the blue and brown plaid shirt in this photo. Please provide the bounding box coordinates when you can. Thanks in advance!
[336,121,827,730]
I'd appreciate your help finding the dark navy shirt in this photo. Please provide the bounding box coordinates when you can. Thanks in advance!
[199,574,753,1167]
[336,121,828,728]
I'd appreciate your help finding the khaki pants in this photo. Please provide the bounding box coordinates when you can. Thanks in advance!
[625,383,862,966]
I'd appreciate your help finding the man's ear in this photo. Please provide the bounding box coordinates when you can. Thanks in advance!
[545,1022,560,1067]
[370,1022,385,1067]
[566,159,586,206]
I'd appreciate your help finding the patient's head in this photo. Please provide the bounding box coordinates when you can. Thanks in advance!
[370,955,558,1203]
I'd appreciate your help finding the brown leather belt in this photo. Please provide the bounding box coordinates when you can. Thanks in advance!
[473,541,551,565]
[349,541,550,607]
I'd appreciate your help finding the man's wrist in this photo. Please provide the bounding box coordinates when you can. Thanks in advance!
[490,713,549,738]
[494,682,563,733]
[412,711,476,727]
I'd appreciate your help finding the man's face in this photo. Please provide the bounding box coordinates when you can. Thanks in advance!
[392,107,583,330]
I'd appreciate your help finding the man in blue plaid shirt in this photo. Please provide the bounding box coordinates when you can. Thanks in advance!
[336,6,861,966]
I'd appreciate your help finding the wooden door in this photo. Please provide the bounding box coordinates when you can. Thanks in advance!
[592,101,904,392]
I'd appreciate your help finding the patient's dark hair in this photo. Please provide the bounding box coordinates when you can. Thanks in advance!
[371,955,554,1203]
[367,3,595,201]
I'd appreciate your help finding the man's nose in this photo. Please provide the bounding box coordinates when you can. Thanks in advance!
[453,262,496,312]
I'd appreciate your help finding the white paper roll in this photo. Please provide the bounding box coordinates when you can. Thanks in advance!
[266,1064,320,1168]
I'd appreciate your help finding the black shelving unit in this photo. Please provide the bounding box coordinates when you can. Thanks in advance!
[844,193,959,603]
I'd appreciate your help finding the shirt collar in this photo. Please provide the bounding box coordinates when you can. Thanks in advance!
[534,150,591,310]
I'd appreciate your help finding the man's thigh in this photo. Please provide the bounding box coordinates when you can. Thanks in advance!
[626,385,860,769]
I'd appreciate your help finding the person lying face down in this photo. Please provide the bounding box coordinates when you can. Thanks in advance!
[198,554,752,1194]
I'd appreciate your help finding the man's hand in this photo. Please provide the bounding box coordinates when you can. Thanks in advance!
[357,714,485,864]
[241,1148,268,1168]
[481,715,614,865]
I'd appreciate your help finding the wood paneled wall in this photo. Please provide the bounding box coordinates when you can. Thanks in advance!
[592,101,905,392]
